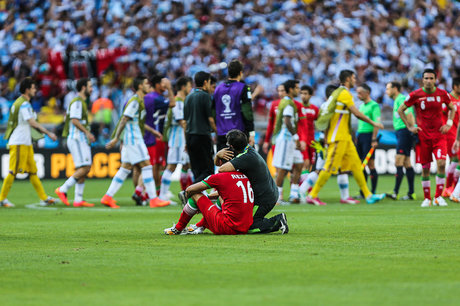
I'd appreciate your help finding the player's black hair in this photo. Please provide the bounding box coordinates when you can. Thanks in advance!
[284,79,298,94]
[228,60,243,79]
[150,74,163,87]
[226,129,248,152]
[19,77,35,94]
[452,77,460,87]
[389,81,401,92]
[359,83,371,93]
[325,84,339,98]
[339,70,355,84]
[422,68,437,78]
[210,75,217,84]
[176,76,192,92]
[194,71,211,88]
[76,78,89,92]
[300,85,314,95]
[133,75,147,91]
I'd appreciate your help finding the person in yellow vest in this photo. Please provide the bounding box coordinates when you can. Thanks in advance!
[306,70,386,205]
[55,78,96,207]
[0,77,57,207]
[101,75,170,209]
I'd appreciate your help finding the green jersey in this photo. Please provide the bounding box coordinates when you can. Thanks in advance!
[358,100,380,133]
[393,93,414,130]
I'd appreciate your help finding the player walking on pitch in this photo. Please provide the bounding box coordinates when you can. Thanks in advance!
[307,70,385,205]
[0,78,57,207]
[55,78,96,207]
[101,76,170,209]
[398,68,454,207]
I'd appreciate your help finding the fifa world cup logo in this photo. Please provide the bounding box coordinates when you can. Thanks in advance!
[222,94,232,113]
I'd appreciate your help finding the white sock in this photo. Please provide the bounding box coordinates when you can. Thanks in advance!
[299,171,318,195]
[452,180,460,198]
[448,162,458,175]
[290,184,299,198]
[277,186,283,201]
[160,169,173,200]
[187,168,194,182]
[142,165,157,199]
[337,174,349,200]
[75,182,84,202]
[106,167,131,197]
[60,176,77,193]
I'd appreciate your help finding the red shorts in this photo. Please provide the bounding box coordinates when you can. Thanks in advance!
[196,196,244,235]
[301,146,316,164]
[446,135,456,158]
[415,136,447,165]
[147,140,166,166]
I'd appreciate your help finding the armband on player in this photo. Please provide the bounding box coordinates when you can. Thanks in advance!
[446,119,453,127]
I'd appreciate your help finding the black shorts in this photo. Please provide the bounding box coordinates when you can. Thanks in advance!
[357,132,374,161]
[396,128,413,156]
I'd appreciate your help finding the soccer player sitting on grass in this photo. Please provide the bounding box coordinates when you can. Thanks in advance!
[164,171,254,235]
[398,68,455,207]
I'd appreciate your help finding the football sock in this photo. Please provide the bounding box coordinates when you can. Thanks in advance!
[406,167,415,195]
[454,165,460,187]
[277,186,283,201]
[30,174,47,201]
[187,197,198,209]
[452,178,460,198]
[180,169,188,190]
[159,169,173,200]
[0,173,15,201]
[290,184,299,199]
[300,170,309,183]
[360,170,368,197]
[422,177,431,200]
[75,182,84,203]
[176,202,198,231]
[135,185,143,196]
[337,173,349,200]
[299,171,318,195]
[106,167,131,197]
[352,165,372,198]
[394,166,404,194]
[370,168,378,194]
[187,168,194,185]
[446,162,457,188]
[435,174,445,198]
[60,176,77,193]
[142,165,157,199]
[309,171,331,198]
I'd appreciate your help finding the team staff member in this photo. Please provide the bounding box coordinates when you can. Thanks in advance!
[386,81,416,200]
[184,71,217,183]
[307,70,385,205]
[0,77,57,207]
[213,60,255,151]
[399,68,454,207]
[356,84,381,194]
[55,78,96,207]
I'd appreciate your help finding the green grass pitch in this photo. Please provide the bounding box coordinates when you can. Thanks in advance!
[1,175,460,305]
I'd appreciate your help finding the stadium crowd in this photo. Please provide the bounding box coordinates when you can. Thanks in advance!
[0,0,459,132]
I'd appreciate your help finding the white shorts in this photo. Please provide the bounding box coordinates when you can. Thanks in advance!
[181,151,190,164]
[67,139,92,168]
[121,142,149,165]
[272,137,303,170]
[167,146,187,165]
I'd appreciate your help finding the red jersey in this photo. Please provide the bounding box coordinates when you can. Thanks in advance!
[264,99,281,143]
[442,93,460,139]
[202,172,254,233]
[298,103,319,144]
[404,87,452,140]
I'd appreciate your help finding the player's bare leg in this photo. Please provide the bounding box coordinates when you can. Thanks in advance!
[275,168,289,203]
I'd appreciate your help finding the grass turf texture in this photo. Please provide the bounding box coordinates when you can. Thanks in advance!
[1,175,460,305]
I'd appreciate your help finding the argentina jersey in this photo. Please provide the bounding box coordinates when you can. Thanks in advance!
[68,99,87,142]
[123,96,145,145]
[168,100,185,148]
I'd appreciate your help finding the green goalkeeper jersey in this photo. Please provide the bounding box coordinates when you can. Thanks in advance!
[358,100,380,133]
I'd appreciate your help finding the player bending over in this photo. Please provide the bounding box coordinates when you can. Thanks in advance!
[164,171,254,235]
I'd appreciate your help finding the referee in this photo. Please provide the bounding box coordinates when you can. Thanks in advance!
[184,71,217,183]
[356,84,381,194]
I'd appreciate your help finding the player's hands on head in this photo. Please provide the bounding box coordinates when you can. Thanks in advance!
[439,124,451,134]
[409,126,421,134]
[106,138,118,149]
[216,148,234,161]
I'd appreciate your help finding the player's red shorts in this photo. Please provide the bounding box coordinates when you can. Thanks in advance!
[147,140,166,166]
[415,136,447,165]
[301,146,316,164]
[446,135,457,158]
[196,196,246,235]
